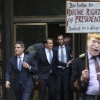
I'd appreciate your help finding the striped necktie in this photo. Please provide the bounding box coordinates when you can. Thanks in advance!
[18,57,22,71]
[48,50,52,64]
[93,56,100,93]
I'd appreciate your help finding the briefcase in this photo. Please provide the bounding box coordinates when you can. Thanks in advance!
[34,80,43,91]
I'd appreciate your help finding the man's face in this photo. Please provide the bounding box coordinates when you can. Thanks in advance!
[87,37,100,56]
[45,40,53,50]
[64,38,71,46]
[15,44,24,56]
[58,35,64,46]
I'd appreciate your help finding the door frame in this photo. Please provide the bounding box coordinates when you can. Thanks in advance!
[14,23,48,44]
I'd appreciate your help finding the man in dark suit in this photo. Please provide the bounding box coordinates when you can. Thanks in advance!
[71,33,100,100]
[35,38,67,100]
[5,41,38,100]
[54,34,73,100]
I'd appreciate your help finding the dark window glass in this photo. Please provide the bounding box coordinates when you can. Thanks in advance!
[16,25,46,49]
[14,0,66,16]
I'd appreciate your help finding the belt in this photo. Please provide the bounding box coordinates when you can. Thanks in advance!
[58,66,68,70]
[86,94,100,100]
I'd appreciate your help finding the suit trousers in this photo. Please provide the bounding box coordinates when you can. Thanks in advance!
[56,68,73,100]
[80,96,96,100]
[39,73,56,100]
[14,83,32,100]
[83,95,100,100]
[84,96,95,100]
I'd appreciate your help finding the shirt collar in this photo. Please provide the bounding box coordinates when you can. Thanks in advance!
[88,51,92,60]
[17,53,24,58]
[87,51,99,60]
[45,48,52,52]
[59,45,65,48]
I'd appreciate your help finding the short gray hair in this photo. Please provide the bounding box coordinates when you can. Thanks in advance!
[15,41,25,48]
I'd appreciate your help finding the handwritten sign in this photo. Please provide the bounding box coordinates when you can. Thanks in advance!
[66,1,100,33]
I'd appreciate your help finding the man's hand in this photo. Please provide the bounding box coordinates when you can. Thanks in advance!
[23,62,30,69]
[70,51,73,58]
[35,82,38,85]
[5,81,10,89]
[66,59,73,66]
[81,69,89,82]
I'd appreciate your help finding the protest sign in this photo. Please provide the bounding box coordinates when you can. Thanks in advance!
[66,1,100,33]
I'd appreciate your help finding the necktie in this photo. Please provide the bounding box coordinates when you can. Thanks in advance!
[18,57,22,71]
[48,50,52,64]
[61,46,64,62]
[93,56,100,92]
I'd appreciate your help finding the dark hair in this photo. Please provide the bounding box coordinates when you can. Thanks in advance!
[15,41,25,48]
[57,34,64,39]
[43,38,53,45]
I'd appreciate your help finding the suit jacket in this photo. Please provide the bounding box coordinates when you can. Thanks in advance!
[54,45,72,62]
[54,46,72,72]
[35,48,66,79]
[71,56,89,98]
[5,54,38,90]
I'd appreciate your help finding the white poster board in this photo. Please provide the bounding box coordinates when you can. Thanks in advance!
[66,1,100,33]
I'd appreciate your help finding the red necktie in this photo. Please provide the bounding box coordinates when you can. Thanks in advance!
[93,56,100,93]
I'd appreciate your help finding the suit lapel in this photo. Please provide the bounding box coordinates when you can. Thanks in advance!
[21,54,28,71]
[98,54,100,59]
[51,50,55,64]
[23,54,28,62]
[55,46,59,58]
[65,46,69,61]
[43,48,50,64]
[14,56,19,71]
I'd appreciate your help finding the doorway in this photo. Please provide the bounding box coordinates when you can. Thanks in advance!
[14,23,48,50]
[48,23,72,47]
[14,23,72,49]
[14,22,87,100]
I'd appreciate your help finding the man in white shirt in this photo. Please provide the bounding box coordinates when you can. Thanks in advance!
[54,34,73,100]
[5,41,38,100]
[35,38,68,100]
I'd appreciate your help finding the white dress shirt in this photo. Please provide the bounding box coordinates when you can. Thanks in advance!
[45,48,53,64]
[86,51,100,95]
[58,45,67,69]
[17,53,24,70]
[45,48,53,73]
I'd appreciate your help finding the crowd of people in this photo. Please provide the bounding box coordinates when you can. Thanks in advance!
[5,33,100,100]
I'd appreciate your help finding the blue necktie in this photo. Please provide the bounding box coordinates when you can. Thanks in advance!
[48,50,52,64]
[61,46,64,62]
[18,57,22,71]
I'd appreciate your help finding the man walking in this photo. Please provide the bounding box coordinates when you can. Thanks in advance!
[54,34,73,100]
[5,41,38,100]
[35,38,67,100]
